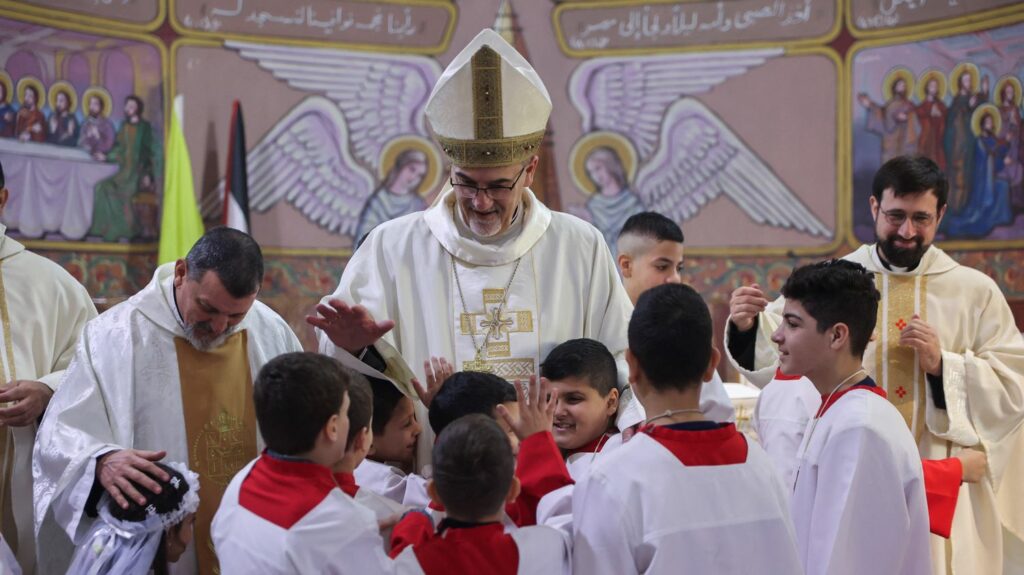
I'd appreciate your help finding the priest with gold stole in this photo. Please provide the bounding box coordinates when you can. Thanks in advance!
[0,161,97,575]
[725,156,1024,575]
[33,228,302,575]
[311,29,734,462]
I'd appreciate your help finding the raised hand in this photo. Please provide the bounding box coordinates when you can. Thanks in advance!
[898,313,942,376]
[412,357,453,408]
[729,283,769,332]
[306,298,395,354]
[96,449,169,509]
[497,376,558,440]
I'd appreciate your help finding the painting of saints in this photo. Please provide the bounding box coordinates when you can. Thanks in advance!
[942,105,1013,237]
[355,147,429,242]
[579,145,644,254]
[994,76,1023,212]
[89,95,160,242]
[857,68,920,162]
[944,63,989,213]
[0,74,15,138]
[46,82,79,147]
[15,79,45,142]
[78,87,116,157]
[915,70,947,170]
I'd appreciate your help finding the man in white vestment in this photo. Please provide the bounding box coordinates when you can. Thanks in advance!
[33,228,303,575]
[311,29,700,460]
[0,162,97,574]
[726,155,1024,575]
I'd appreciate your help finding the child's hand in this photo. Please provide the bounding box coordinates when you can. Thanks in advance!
[498,376,558,440]
[412,357,453,407]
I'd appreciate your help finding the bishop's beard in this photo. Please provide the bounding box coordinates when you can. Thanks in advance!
[877,233,927,269]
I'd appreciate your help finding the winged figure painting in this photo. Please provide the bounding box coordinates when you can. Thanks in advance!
[203,40,443,241]
[569,49,832,249]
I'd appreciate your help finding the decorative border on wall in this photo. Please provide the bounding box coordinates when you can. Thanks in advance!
[0,0,166,32]
[844,0,1024,40]
[844,11,1024,252]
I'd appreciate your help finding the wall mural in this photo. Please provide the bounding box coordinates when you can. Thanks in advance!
[0,0,1018,354]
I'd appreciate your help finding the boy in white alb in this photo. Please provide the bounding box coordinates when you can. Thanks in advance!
[773,260,930,575]
[572,284,801,575]
[389,414,569,575]
[212,353,393,574]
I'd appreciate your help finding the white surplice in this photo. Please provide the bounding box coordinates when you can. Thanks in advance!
[354,459,430,508]
[571,428,801,575]
[790,387,931,575]
[0,227,96,575]
[319,187,733,463]
[213,457,393,575]
[726,244,1024,574]
[753,375,820,488]
[32,263,302,575]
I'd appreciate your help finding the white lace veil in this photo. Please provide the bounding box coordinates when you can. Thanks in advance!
[66,462,200,575]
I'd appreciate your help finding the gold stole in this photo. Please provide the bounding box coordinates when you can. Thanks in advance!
[874,274,929,441]
[0,259,18,554]
[174,332,257,575]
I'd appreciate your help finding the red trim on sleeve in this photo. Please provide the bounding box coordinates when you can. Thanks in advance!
[642,423,749,466]
[922,458,962,538]
[390,511,436,558]
[507,431,574,526]
[239,454,337,529]
[333,472,359,498]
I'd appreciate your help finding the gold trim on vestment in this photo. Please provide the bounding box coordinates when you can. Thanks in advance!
[0,259,17,553]
[436,130,546,168]
[875,274,929,442]
[174,331,257,575]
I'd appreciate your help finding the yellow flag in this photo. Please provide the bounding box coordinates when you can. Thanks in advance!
[158,94,204,264]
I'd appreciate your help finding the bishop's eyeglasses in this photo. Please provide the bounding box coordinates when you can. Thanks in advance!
[450,165,526,201]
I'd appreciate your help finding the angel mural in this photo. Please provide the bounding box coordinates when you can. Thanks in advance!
[567,49,832,250]
[205,41,444,243]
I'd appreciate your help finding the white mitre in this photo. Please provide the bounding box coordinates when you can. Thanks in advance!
[425,28,552,168]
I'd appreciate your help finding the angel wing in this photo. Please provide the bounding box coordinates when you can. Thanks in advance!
[634,98,831,238]
[569,49,783,160]
[205,96,376,237]
[225,39,441,170]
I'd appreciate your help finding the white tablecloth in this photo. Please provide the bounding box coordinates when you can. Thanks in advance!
[0,139,118,240]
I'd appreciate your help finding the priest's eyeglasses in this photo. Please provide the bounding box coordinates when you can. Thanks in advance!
[880,209,935,229]
[451,165,526,200]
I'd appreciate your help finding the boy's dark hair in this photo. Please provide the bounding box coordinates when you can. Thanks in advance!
[780,259,880,358]
[432,414,514,521]
[428,371,517,435]
[871,155,948,211]
[185,226,264,298]
[254,352,351,455]
[629,283,711,390]
[346,374,373,445]
[369,378,406,436]
[617,211,684,244]
[107,462,190,522]
[541,338,617,396]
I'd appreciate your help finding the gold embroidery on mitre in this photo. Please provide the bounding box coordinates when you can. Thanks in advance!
[436,130,546,168]
[472,46,502,140]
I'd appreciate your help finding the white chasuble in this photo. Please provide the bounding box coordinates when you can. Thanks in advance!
[0,228,96,575]
[32,263,302,575]
[726,244,1024,575]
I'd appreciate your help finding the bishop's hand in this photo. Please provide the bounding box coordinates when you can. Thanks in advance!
[729,283,769,333]
[498,376,558,440]
[306,298,395,355]
[96,449,169,509]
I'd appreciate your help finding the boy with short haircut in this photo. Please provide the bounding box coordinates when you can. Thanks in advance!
[423,372,573,528]
[333,376,406,524]
[390,414,569,575]
[212,352,392,574]
[615,211,734,426]
[772,260,930,575]
[540,338,619,478]
[572,283,802,575]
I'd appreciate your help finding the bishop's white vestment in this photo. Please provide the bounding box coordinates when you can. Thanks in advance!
[0,227,96,574]
[33,263,302,575]
[726,244,1024,574]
